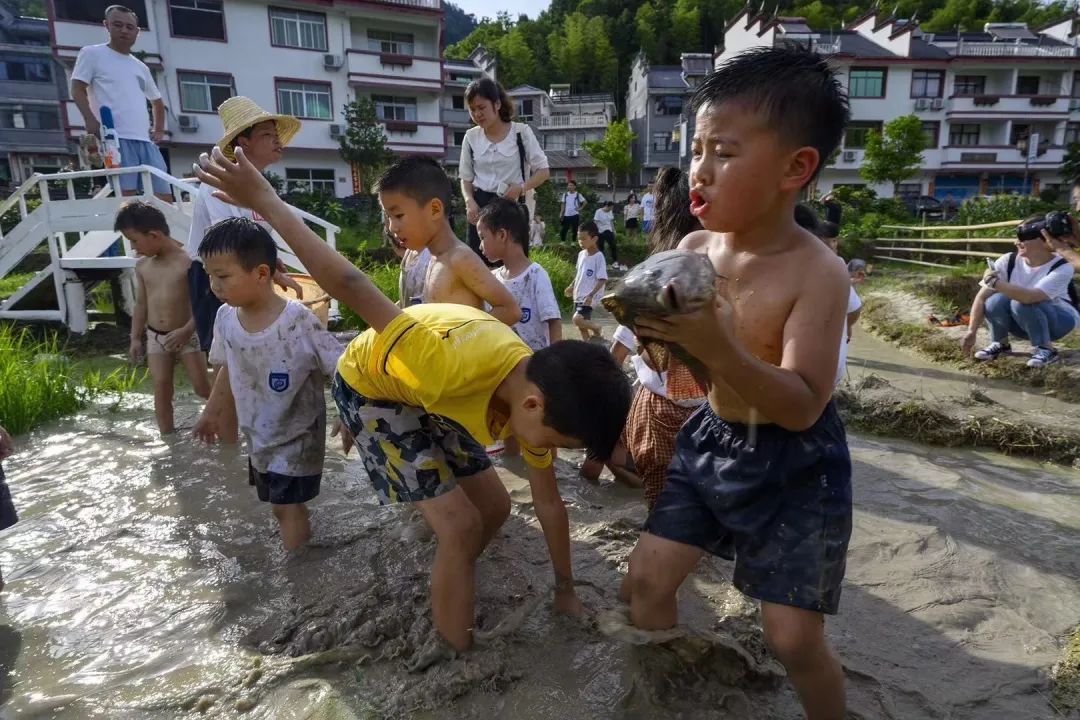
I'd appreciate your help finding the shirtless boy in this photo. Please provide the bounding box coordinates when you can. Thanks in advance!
[118,201,211,434]
[381,157,520,325]
[624,46,854,720]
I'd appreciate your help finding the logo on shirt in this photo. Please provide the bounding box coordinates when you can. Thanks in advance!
[268,372,290,393]
[586,269,594,278]
[521,307,532,323]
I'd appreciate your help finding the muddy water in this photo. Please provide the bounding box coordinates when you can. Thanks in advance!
[0,384,1077,718]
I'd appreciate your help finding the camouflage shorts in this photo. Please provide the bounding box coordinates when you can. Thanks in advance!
[332,374,492,505]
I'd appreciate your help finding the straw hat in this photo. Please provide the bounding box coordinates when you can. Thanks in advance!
[216,96,301,160]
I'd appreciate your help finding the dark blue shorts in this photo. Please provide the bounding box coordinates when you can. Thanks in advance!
[187,260,222,353]
[248,460,320,505]
[646,402,852,614]
[574,304,593,320]
[0,464,17,531]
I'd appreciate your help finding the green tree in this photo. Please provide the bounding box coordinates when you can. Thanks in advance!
[548,13,617,92]
[860,114,927,195]
[671,0,703,52]
[582,119,637,198]
[339,98,392,193]
[634,2,666,63]
[1062,144,1080,185]
[495,27,538,90]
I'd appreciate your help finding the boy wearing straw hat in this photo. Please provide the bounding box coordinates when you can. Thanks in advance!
[188,97,304,442]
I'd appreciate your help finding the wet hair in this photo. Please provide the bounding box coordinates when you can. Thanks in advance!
[690,44,850,185]
[526,341,632,460]
[477,197,529,254]
[817,220,840,239]
[198,217,277,271]
[649,166,702,253]
[579,220,599,238]
[376,156,453,211]
[465,78,514,122]
[793,203,821,233]
[105,4,137,19]
[114,200,169,236]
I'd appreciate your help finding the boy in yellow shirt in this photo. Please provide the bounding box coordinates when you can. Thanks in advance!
[194,148,631,656]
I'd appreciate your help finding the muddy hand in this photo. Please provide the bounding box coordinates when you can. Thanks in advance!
[554,587,585,617]
[636,294,735,364]
[192,411,220,445]
[330,419,354,455]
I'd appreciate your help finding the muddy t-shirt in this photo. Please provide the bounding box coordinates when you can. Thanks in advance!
[493,263,561,351]
[209,300,343,477]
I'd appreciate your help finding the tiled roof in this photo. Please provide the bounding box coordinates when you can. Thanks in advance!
[908,37,952,59]
[545,149,598,169]
[508,85,546,95]
[816,31,898,58]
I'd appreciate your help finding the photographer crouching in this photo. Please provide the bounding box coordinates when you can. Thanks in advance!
[961,211,1080,368]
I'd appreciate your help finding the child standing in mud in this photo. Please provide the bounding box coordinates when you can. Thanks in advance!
[192,218,343,551]
[624,46,853,720]
[382,157,520,325]
[193,149,631,658]
[118,201,212,435]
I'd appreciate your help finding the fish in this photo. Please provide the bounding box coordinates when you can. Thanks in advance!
[600,249,720,381]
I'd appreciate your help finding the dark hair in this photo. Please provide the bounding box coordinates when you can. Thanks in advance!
[465,78,513,123]
[477,197,529,254]
[626,192,638,203]
[376,156,453,211]
[198,217,277,271]
[603,200,614,207]
[649,166,702,253]
[527,341,632,459]
[579,220,599,237]
[817,220,840,239]
[690,44,850,185]
[793,203,821,233]
[114,200,169,235]
[104,4,137,19]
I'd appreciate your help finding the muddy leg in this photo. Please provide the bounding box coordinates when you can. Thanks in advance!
[272,503,310,550]
[761,602,845,720]
[148,353,176,435]
[180,350,211,400]
[627,532,702,629]
[456,466,511,552]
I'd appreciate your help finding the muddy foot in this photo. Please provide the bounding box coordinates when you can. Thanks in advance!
[404,634,458,673]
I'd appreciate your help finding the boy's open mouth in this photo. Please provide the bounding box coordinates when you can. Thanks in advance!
[689,190,710,218]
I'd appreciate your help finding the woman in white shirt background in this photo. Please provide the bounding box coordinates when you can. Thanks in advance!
[623,192,642,242]
[459,78,550,266]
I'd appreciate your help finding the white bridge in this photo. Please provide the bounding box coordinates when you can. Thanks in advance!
[0,165,340,332]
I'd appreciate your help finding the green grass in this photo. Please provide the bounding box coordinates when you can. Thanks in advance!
[1054,625,1080,712]
[338,262,399,330]
[0,325,143,435]
[531,247,577,313]
[0,272,35,300]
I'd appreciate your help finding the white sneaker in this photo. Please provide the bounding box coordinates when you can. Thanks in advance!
[974,341,1010,362]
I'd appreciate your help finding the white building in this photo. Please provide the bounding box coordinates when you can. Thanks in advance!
[50,0,445,197]
[718,9,1080,199]
[442,46,495,172]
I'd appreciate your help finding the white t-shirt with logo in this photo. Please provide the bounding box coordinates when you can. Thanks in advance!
[562,191,584,218]
[573,249,608,305]
[641,193,656,222]
[209,300,343,477]
[71,44,161,142]
[188,182,272,260]
[835,287,862,388]
[494,262,561,351]
[992,251,1080,324]
[594,208,615,234]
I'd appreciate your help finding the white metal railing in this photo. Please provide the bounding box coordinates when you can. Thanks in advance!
[955,41,1076,57]
[376,0,440,8]
[812,41,841,54]
[537,114,611,129]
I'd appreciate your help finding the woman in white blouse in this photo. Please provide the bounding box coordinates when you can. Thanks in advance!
[459,78,550,264]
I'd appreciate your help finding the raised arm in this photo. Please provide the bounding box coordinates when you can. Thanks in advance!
[194,148,401,332]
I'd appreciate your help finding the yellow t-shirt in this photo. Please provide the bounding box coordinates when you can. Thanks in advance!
[336,304,552,468]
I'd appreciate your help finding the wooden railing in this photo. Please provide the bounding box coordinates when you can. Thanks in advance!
[875,220,1020,268]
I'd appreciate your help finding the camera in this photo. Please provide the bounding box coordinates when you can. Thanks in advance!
[1016,211,1071,242]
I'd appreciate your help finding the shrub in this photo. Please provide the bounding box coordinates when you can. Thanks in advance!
[337,262,399,330]
[956,194,1056,226]
[531,247,577,312]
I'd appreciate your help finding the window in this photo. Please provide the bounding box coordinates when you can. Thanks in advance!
[911,70,944,98]
[55,0,149,26]
[849,68,886,98]
[372,95,417,122]
[844,121,882,148]
[452,130,466,146]
[953,75,985,96]
[276,81,331,120]
[897,183,922,198]
[0,110,15,128]
[1072,75,1080,98]
[285,168,335,195]
[23,107,60,130]
[449,72,473,82]
[921,121,940,148]
[949,123,981,146]
[655,96,683,116]
[1066,122,1080,145]
[178,72,233,113]
[169,0,225,40]
[1009,123,1030,146]
[451,94,465,111]
[1016,75,1040,95]
[269,8,327,51]
[652,132,672,152]
[0,59,51,83]
[519,98,534,121]
[368,29,415,56]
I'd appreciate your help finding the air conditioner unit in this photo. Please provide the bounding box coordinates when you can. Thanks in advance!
[931,98,944,110]
[177,114,198,132]
[914,98,929,111]
[329,124,343,139]
[842,150,856,162]
[323,53,343,70]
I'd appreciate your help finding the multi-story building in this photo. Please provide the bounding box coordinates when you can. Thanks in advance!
[442,45,495,172]
[625,51,712,187]
[509,83,616,185]
[718,9,1080,199]
[0,5,73,191]
[49,0,445,197]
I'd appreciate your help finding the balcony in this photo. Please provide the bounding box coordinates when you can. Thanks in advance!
[537,114,611,129]
[382,122,444,154]
[953,41,1075,57]
[441,108,470,125]
[347,50,441,92]
[948,95,1071,116]
[941,145,1066,166]
[371,0,440,8]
